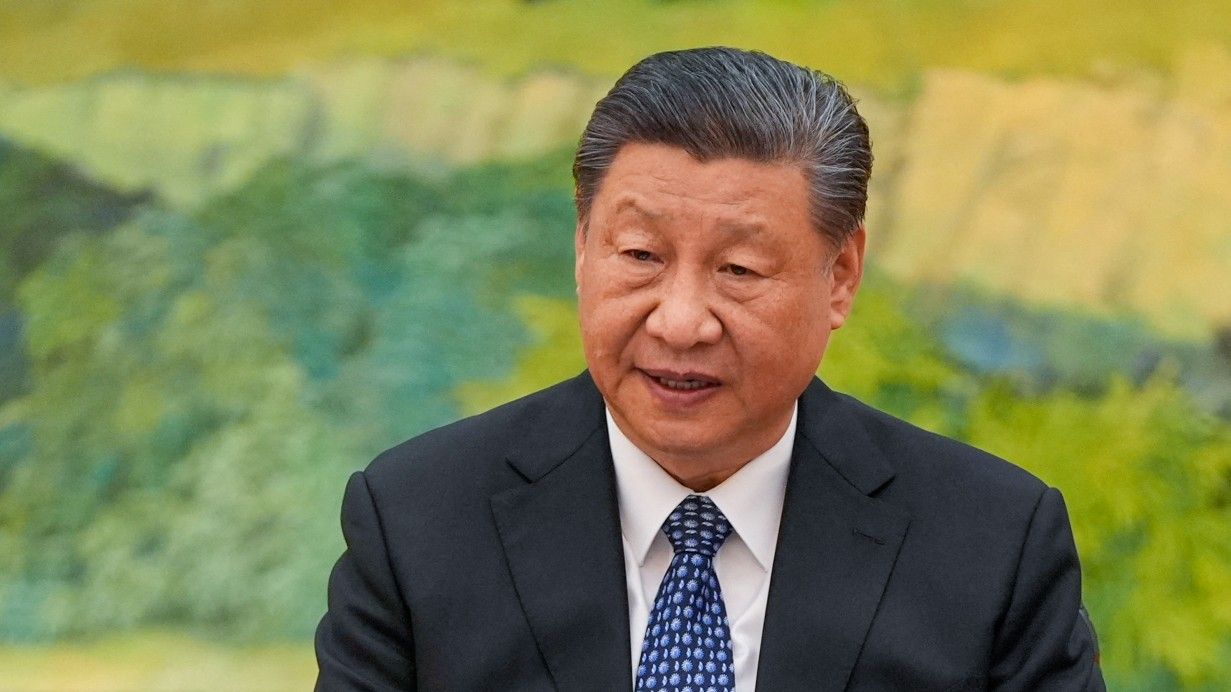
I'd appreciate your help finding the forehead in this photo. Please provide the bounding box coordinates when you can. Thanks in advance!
[593,142,810,228]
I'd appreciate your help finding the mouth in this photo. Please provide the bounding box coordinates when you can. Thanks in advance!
[638,368,722,392]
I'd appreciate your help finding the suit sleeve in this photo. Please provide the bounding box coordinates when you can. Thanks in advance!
[315,471,417,691]
[989,487,1105,691]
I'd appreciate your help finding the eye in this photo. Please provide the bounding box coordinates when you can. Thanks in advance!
[625,249,655,262]
[724,263,752,277]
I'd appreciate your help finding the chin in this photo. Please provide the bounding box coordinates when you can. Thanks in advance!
[639,418,724,455]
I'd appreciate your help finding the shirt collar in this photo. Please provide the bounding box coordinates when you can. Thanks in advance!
[607,403,796,572]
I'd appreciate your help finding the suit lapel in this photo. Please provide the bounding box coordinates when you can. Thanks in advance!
[756,379,912,692]
[490,373,632,692]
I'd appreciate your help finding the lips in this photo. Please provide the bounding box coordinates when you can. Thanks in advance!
[639,368,721,391]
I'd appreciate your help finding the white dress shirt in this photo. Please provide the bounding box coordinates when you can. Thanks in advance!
[607,404,797,691]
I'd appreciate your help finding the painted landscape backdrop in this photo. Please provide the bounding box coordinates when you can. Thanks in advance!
[1,1,1230,689]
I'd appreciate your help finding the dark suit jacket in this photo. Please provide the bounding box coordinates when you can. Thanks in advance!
[315,372,1104,691]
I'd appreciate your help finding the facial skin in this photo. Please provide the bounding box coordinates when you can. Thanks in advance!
[575,142,866,491]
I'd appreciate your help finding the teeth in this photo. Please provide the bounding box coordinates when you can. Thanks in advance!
[658,377,710,390]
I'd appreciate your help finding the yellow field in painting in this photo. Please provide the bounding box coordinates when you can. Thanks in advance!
[2,0,1229,87]
[0,633,314,692]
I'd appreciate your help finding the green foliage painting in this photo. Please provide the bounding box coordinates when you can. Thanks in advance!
[1,1,1229,689]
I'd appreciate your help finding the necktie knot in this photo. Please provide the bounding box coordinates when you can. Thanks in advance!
[662,495,732,557]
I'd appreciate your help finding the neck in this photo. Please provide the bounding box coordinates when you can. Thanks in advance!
[662,461,745,492]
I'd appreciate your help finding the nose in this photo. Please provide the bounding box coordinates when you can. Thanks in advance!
[644,272,723,350]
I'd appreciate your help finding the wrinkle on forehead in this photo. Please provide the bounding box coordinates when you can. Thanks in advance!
[606,192,777,237]
[588,143,813,242]
[621,163,804,202]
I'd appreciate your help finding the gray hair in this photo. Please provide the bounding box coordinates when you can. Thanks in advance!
[573,47,872,247]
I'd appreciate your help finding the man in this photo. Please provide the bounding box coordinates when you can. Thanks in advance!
[315,47,1104,691]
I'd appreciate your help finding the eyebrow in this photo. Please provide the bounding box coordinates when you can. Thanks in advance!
[611,197,664,221]
[715,219,766,238]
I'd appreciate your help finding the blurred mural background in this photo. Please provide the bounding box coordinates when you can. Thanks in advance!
[0,1,1229,689]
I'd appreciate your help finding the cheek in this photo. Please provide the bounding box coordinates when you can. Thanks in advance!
[793,302,833,361]
[581,263,658,320]
[578,292,645,361]
[725,292,830,362]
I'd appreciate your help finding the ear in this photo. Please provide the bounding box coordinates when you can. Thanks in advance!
[574,219,587,292]
[828,225,866,330]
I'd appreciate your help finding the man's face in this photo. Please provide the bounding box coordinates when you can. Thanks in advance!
[575,142,864,475]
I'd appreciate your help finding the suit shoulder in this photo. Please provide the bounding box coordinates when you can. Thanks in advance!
[838,393,1049,506]
[362,375,596,493]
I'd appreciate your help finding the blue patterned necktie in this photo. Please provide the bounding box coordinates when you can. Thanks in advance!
[635,494,735,692]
